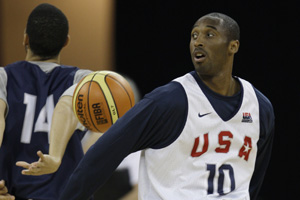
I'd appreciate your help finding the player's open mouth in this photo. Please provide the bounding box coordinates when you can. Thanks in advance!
[194,52,206,62]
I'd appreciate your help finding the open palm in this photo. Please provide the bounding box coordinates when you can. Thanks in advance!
[16,151,61,176]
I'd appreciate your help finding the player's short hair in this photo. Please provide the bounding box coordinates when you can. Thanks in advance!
[26,3,69,59]
[204,12,240,42]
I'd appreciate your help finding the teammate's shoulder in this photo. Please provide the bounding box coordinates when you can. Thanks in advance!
[0,67,6,75]
[74,69,93,84]
[75,69,93,76]
[4,61,28,68]
[0,67,7,83]
[58,64,79,71]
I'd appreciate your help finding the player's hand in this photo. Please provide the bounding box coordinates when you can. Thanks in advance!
[16,151,61,176]
[0,180,15,200]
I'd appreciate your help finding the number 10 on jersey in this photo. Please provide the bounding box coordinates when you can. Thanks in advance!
[206,163,235,195]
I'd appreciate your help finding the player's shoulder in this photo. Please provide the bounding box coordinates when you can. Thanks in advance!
[239,77,274,119]
[252,86,274,118]
[0,67,6,76]
[4,61,27,69]
[144,81,187,109]
[0,66,7,84]
[248,84,275,135]
[74,69,93,84]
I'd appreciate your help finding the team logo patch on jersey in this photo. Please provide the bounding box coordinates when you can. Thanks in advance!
[242,112,253,123]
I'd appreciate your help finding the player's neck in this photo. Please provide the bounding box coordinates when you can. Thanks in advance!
[25,49,60,64]
[199,73,240,96]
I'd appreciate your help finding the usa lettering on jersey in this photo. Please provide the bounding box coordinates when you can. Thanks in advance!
[191,132,252,161]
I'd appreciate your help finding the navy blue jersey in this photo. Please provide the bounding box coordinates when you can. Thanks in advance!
[0,61,87,199]
[60,71,275,200]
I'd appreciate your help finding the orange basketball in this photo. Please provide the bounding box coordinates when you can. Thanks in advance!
[72,71,135,133]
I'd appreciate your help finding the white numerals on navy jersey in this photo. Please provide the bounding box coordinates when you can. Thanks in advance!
[21,93,54,144]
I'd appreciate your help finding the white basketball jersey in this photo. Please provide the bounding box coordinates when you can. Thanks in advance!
[139,73,260,200]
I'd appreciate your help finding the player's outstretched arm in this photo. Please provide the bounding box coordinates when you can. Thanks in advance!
[0,180,15,200]
[16,96,78,175]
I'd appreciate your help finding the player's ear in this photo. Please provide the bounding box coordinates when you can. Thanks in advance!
[63,35,70,47]
[23,30,29,47]
[228,40,239,54]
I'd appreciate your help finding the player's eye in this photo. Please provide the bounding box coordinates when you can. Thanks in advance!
[207,32,215,38]
[192,32,198,40]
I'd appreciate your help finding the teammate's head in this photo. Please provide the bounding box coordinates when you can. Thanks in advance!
[190,12,240,77]
[25,3,69,60]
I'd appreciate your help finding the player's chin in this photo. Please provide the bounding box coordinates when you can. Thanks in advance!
[194,63,212,76]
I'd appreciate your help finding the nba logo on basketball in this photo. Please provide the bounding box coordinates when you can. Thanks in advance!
[242,112,253,123]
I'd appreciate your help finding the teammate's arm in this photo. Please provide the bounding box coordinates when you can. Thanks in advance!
[81,131,103,154]
[16,95,78,175]
[0,69,14,199]
[0,99,6,147]
[0,67,7,148]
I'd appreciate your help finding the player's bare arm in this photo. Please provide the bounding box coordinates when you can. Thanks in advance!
[16,96,78,175]
[0,180,15,200]
[0,99,6,147]
[81,131,103,154]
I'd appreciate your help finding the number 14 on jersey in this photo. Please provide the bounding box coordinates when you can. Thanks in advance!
[21,93,54,144]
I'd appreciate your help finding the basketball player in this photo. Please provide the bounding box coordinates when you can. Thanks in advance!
[54,13,275,200]
[0,4,92,199]
[31,12,275,200]
[18,77,142,200]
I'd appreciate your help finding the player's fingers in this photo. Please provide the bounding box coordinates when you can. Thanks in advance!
[0,185,8,194]
[0,194,15,200]
[0,180,4,188]
[37,151,45,161]
[0,180,8,195]
[15,161,30,169]
[21,169,35,175]
[31,162,40,168]
[21,168,44,176]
